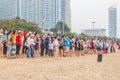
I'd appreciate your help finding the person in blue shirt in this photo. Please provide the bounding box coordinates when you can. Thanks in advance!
[64,36,70,56]
[102,41,107,53]
[58,35,64,57]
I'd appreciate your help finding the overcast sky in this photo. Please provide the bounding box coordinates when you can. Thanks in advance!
[71,0,118,36]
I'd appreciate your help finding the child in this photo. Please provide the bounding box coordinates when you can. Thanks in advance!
[6,38,12,59]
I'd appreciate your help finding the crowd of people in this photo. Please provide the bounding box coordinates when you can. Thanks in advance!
[0,28,119,59]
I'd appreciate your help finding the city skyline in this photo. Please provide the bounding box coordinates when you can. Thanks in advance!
[0,0,71,30]
[0,0,120,37]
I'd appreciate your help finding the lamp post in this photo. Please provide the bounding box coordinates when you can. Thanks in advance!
[63,22,64,35]
[92,22,96,38]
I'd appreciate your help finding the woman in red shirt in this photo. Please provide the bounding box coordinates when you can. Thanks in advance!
[16,31,22,58]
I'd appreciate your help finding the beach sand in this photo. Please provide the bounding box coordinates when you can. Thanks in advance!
[0,53,120,80]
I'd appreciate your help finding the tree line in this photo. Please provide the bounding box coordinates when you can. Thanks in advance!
[0,17,119,43]
[0,17,42,33]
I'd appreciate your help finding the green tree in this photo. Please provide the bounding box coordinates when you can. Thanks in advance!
[78,33,92,39]
[0,17,42,33]
[50,21,71,34]
[64,32,77,37]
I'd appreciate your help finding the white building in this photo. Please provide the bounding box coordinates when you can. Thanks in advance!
[84,29,106,36]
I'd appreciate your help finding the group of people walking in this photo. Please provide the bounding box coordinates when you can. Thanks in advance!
[0,28,118,59]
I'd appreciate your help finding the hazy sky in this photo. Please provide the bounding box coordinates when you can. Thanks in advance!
[71,0,118,35]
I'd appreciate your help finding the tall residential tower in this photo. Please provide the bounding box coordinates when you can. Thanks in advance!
[0,0,17,19]
[109,6,117,38]
[0,0,71,30]
[117,3,120,38]
[39,0,71,30]
[20,0,39,24]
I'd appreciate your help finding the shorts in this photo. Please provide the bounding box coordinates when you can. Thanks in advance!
[16,44,22,54]
[7,47,12,52]
[93,46,97,50]
[65,47,70,52]
[59,46,63,49]
[97,47,101,51]
[79,46,83,50]
[75,47,79,51]
[35,45,38,50]
[72,47,75,51]
[103,48,106,52]
[0,43,3,48]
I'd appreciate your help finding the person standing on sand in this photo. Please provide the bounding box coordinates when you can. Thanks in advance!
[25,34,31,58]
[34,32,40,57]
[6,31,12,59]
[11,30,16,58]
[58,35,64,57]
[16,30,22,58]
[53,36,59,57]
[64,36,70,57]
[40,35,46,57]
[3,30,8,56]
[0,28,4,58]
[49,37,54,57]
[30,33,35,58]
[45,37,50,57]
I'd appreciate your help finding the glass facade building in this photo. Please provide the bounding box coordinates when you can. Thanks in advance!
[0,0,17,19]
[109,6,117,38]
[57,0,71,28]
[117,3,120,38]
[39,0,71,30]
[20,0,39,24]
[0,0,71,30]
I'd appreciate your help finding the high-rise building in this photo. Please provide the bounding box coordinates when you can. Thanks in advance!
[117,3,120,38]
[20,0,39,24]
[17,0,20,17]
[0,0,71,30]
[39,0,71,30]
[39,0,54,30]
[57,0,71,28]
[0,0,17,19]
[109,6,117,38]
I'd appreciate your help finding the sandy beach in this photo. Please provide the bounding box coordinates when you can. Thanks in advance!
[0,53,120,80]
